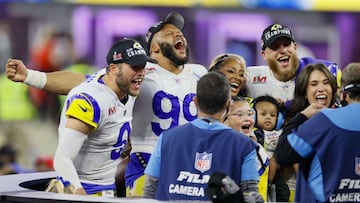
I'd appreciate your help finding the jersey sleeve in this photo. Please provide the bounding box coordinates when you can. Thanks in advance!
[85,68,106,82]
[65,92,101,128]
[241,149,259,181]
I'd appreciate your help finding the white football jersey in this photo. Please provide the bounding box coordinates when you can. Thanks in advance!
[246,65,295,103]
[58,70,134,185]
[131,62,208,154]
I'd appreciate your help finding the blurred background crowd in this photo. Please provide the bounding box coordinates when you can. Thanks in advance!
[0,0,359,174]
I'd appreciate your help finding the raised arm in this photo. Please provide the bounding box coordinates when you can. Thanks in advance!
[275,103,325,165]
[6,58,86,95]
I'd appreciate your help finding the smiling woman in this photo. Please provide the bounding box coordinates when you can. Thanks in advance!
[285,63,338,122]
[208,53,248,97]
[272,63,338,202]
[274,63,360,203]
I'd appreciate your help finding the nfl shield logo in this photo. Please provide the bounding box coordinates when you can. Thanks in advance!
[355,157,360,176]
[194,151,212,173]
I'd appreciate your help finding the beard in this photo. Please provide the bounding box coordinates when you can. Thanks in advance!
[115,68,135,97]
[268,53,299,82]
[159,42,189,66]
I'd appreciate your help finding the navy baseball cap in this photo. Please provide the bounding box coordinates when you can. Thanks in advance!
[261,23,295,50]
[106,38,157,66]
[146,11,185,48]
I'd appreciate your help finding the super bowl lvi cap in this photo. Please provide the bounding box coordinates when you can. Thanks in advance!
[261,23,295,50]
[106,38,157,66]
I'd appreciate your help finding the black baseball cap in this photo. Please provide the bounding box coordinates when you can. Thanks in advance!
[261,23,295,50]
[106,38,157,66]
[146,11,185,48]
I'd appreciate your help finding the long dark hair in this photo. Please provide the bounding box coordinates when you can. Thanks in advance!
[286,63,338,121]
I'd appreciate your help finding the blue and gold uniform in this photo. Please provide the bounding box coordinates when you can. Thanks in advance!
[58,70,135,195]
[126,62,207,196]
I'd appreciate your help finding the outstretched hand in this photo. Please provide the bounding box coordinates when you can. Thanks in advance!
[5,58,28,83]
[301,103,326,119]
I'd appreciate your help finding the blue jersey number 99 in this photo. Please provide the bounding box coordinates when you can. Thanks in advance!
[151,91,197,136]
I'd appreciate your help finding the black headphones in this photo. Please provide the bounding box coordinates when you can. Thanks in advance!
[342,82,360,93]
[340,82,360,107]
[251,96,284,130]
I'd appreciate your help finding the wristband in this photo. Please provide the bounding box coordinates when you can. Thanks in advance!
[24,69,47,89]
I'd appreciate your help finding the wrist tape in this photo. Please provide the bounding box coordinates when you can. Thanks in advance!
[24,69,47,89]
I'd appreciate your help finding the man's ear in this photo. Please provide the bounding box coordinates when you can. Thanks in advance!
[221,100,231,123]
[261,50,266,59]
[108,63,115,72]
[225,99,231,115]
[340,91,346,101]
[150,43,160,54]
[343,92,350,102]
[193,96,198,106]
[109,63,119,74]
[340,91,349,107]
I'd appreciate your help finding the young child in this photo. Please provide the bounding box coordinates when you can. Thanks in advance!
[224,96,269,201]
[252,95,284,156]
[251,95,286,201]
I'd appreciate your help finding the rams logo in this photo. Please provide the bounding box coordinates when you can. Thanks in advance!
[126,42,146,57]
[271,24,283,31]
[133,41,144,50]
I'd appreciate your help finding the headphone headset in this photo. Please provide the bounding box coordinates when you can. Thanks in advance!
[250,96,284,130]
[342,82,360,93]
[340,82,360,107]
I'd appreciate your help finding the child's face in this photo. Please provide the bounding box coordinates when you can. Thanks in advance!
[224,101,255,137]
[255,101,278,131]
